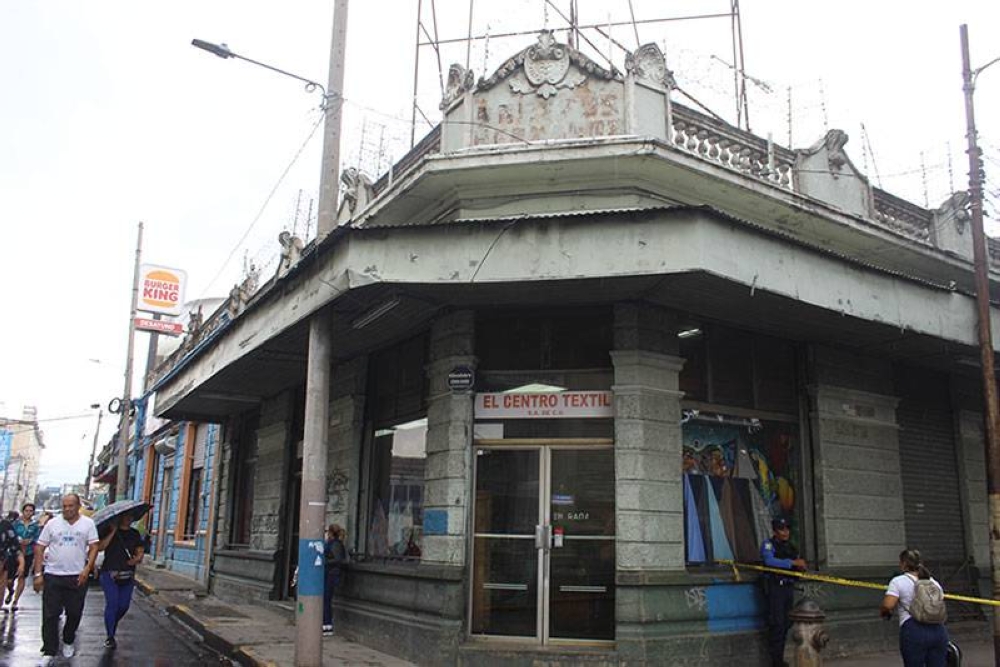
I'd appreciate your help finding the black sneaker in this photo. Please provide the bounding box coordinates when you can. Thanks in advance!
[104,637,117,650]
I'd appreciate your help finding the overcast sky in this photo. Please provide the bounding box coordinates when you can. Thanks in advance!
[1,1,997,488]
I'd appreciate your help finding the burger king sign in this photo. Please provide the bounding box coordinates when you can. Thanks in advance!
[139,264,187,316]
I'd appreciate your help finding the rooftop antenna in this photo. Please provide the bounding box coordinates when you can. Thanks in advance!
[861,123,882,188]
[920,151,929,207]
[947,141,955,193]
[569,0,579,49]
[627,0,641,48]
[730,0,749,130]
[291,188,304,237]
[786,85,793,147]
[819,78,829,132]
[304,197,315,240]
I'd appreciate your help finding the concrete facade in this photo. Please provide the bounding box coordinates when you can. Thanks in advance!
[146,31,999,666]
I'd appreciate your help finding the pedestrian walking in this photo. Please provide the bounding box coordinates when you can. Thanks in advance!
[9,502,41,611]
[33,493,99,665]
[323,524,348,636]
[880,549,950,667]
[96,513,145,649]
[760,517,807,667]
[0,513,24,612]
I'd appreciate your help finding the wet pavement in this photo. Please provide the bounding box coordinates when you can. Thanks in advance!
[0,580,222,667]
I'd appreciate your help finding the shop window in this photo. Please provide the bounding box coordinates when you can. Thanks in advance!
[477,308,613,371]
[366,418,427,560]
[679,324,798,414]
[179,422,209,541]
[681,412,798,565]
[364,334,429,561]
[230,414,258,548]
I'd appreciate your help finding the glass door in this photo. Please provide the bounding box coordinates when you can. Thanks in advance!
[547,448,615,641]
[471,448,541,638]
[471,445,615,644]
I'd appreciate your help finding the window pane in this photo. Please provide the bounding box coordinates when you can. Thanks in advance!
[681,414,798,565]
[366,418,427,560]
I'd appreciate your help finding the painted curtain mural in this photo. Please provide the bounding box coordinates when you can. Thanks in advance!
[681,412,797,564]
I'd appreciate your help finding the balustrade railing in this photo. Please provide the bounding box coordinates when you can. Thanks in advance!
[871,189,933,243]
[671,104,795,190]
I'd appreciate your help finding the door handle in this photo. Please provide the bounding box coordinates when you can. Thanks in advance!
[535,524,551,551]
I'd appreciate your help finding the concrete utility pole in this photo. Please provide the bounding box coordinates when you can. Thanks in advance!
[961,23,1000,666]
[296,1,348,664]
[117,222,143,501]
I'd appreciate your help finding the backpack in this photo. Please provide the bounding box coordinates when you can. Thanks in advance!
[908,577,947,624]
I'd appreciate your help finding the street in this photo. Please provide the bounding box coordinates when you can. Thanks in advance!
[0,581,220,666]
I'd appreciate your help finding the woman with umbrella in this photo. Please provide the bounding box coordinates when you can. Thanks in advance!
[94,501,148,649]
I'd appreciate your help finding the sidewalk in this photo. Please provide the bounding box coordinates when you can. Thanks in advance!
[135,564,415,666]
[826,639,992,666]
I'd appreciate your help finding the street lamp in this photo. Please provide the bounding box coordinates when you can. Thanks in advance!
[960,23,1000,663]
[84,403,102,499]
[191,39,329,105]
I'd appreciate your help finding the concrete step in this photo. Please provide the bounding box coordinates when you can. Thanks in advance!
[458,641,618,667]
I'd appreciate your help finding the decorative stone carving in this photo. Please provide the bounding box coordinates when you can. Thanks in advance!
[935,191,971,234]
[823,129,850,173]
[440,63,475,111]
[277,231,304,278]
[477,30,619,100]
[187,305,203,334]
[625,43,675,89]
[336,167,375,224]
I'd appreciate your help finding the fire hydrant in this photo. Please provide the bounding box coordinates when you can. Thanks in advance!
[789,599,830,667]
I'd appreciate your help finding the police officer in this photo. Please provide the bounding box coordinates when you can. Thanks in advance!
[761,517,806,667]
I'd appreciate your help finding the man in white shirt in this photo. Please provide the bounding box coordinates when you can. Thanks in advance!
[32,494,99,664]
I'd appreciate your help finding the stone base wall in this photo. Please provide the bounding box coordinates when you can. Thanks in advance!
[335,563,465,666]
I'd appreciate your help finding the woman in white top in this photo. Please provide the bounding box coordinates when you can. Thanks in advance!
[879,549,949,667]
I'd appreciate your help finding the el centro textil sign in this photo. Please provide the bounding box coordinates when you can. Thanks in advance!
[138,264,187,316]
[474,391,614,419]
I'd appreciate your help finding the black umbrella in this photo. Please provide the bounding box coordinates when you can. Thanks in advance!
[91,500,150,537]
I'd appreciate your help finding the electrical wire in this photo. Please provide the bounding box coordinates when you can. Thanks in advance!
[198,113,325,300]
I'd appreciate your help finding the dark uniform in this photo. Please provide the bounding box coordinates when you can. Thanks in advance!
[760,519,801,667]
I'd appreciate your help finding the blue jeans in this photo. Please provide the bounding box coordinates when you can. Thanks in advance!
[323,571,340,626]
[99,571,136,639]
[899,618,949,667]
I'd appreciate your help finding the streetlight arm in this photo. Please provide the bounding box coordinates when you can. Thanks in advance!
[190,38,328,101]
[973,55,1000,84]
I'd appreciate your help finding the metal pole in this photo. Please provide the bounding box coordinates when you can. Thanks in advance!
[296,2,347,663]
[84,409,103,498]
[410,0,424,148]
[961,23,1000,665]
[116,222,143,500]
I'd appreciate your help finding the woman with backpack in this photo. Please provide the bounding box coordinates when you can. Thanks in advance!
[880,549,949,667]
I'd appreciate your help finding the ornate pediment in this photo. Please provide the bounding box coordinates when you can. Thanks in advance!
[477,30,620,100]
[625,43,675,90]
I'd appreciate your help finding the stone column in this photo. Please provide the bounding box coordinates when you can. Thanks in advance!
[957,411,990,585]
[809,385,903,567]
[611,303,685,571]
[326,356,367,540]
[421,310,476,566]
[250,393,292,552]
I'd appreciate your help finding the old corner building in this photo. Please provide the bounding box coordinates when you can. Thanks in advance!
[149,33,995,665]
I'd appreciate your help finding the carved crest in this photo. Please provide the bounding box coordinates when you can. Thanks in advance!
[440,63,475,110]
[625,43,675,89]
[478,30,619,100]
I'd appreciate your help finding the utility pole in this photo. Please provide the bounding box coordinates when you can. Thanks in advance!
[961,23,1000,665]
[84,405,103,498]
[296,1,347,664]
[116,222,143,501]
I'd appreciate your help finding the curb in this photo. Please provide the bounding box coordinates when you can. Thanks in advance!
[137,576,269,667]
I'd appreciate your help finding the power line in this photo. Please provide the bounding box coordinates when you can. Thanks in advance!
[198,112,325,299]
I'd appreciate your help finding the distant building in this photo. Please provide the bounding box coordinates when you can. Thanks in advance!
[0,406,45,511]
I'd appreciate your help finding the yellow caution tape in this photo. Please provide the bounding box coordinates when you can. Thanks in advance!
[717,560,1000,608]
